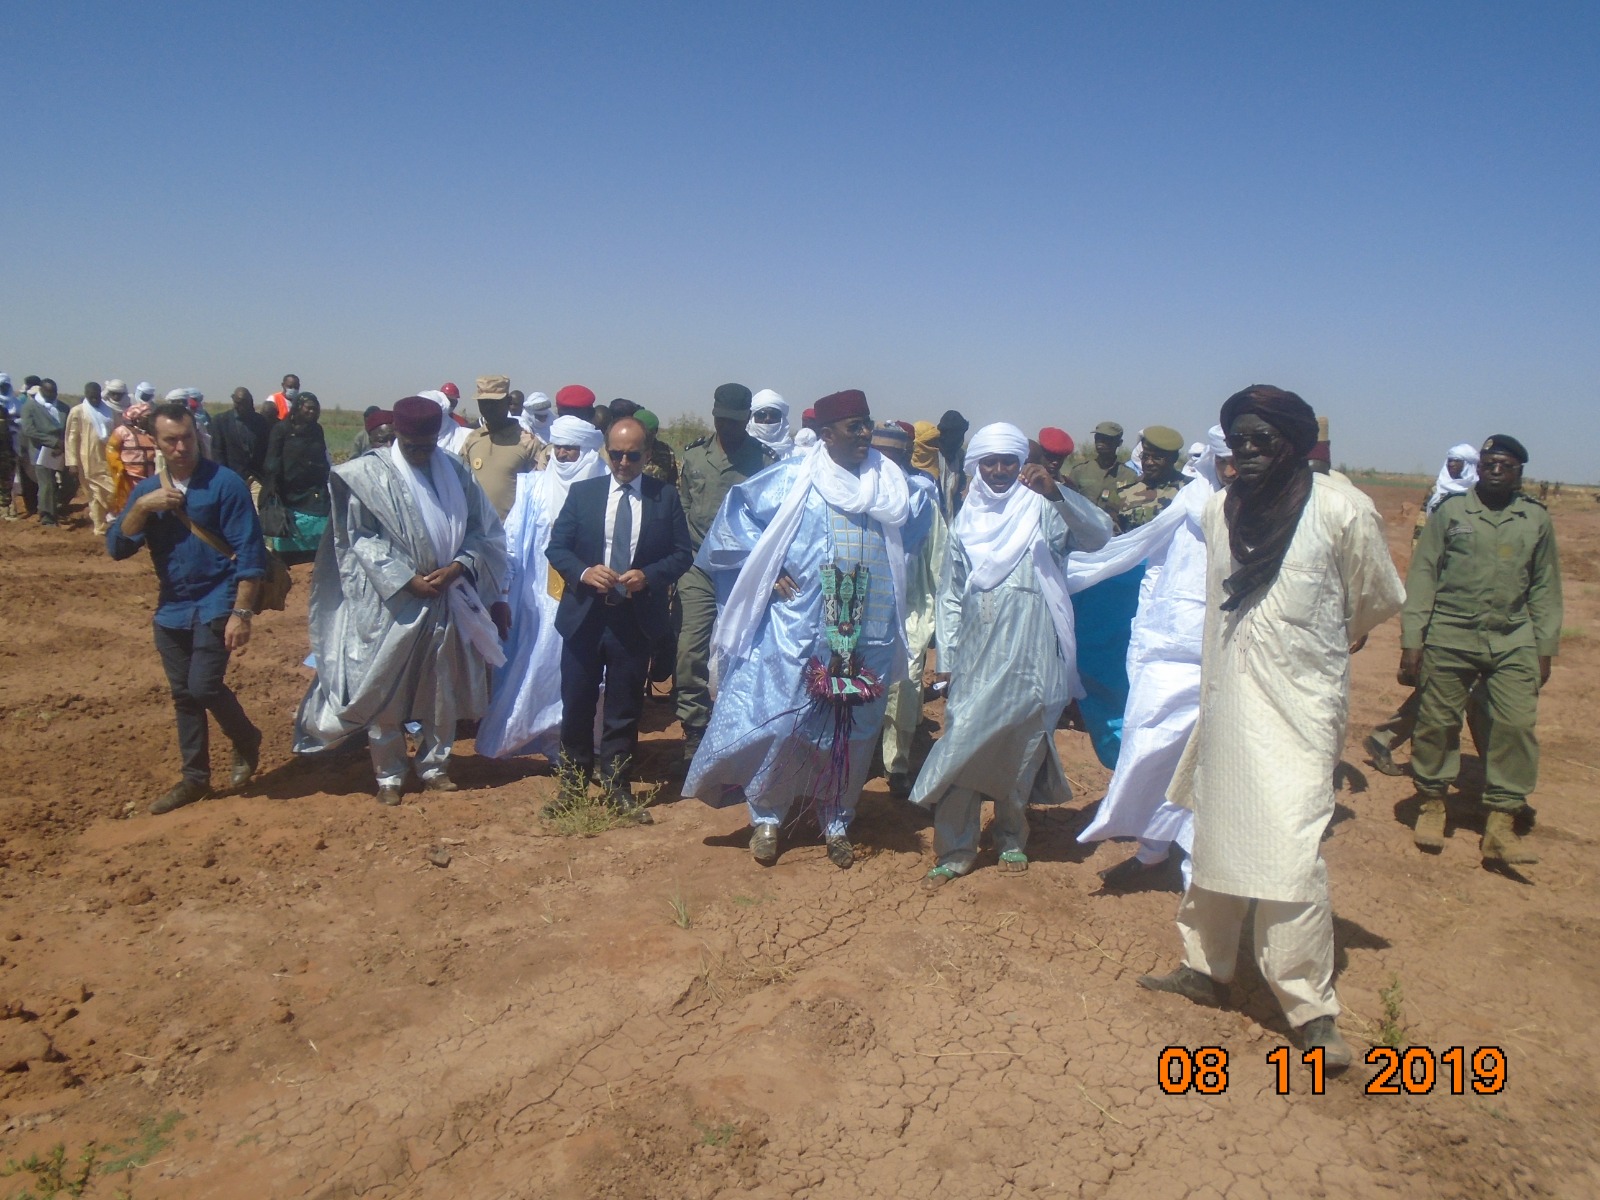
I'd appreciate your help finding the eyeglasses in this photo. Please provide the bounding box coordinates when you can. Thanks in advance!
[1224,430,1283,454]
[608,449,643,463]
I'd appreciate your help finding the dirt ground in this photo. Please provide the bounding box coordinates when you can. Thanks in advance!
[1,480,1598,1200]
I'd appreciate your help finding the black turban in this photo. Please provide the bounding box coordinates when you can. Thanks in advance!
[1219,385,1319,457]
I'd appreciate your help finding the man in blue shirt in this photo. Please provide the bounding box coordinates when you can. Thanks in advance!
[108,401,269,814]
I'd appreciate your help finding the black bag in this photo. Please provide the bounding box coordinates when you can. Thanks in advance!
[259,491,293,540]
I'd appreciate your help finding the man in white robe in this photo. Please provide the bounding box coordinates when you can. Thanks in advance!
[1140,386,1403,1069]
[914,424,1112,886]
[1074,426,1233,890]
[685,389,934,869]
[747,389,797,459]
[293,396,509,805]
[476,416,608,762]
[65,381,120,535]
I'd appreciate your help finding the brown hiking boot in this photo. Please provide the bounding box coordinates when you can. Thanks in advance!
[1137,965,1228,1008]
[1481,810,1538,865]
[1413,796,1447,851]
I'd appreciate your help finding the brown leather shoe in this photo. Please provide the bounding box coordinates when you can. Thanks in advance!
[152,779,212,815]
[420,773,458,793]
[1365,734,1406,777]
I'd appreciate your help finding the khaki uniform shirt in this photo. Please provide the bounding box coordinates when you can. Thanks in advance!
[463,425,540,519]
[1113,470,1189,531]
[1402,490,1563,656]
[677,434,777,550]
[1067,456,1139,517]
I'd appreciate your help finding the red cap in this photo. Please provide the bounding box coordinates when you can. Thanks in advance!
[1038,427,1074,456]
[814,389,869,426]
[555,384,597,410]
[895,420,915,436]
[440,382,460,402]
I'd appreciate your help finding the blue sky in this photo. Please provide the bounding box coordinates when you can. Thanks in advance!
[6,1,1597,478]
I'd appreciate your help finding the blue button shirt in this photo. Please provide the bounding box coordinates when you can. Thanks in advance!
[107,459,269,629]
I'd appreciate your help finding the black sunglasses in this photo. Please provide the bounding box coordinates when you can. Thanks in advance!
[608,449,643,463]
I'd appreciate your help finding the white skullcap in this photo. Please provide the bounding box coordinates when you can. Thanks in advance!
[549,414,603,452]
[963,422,1030,471]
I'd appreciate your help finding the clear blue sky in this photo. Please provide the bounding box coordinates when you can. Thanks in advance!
[7,1,1598,478]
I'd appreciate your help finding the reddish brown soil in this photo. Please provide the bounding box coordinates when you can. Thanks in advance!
[1,482,1597,1199]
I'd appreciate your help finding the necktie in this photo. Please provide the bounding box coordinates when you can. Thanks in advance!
[609,483,633,575]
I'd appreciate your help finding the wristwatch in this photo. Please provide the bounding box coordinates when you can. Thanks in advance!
[229,608,254,621]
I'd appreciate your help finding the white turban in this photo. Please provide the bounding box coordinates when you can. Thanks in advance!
[524,391,553,415]
[1427,443,1480,513]
[418,389,451,413]
[549,414,603,453]
[962,421,1030,471]
[747,388,793,456]
[1184,424,1232,486]
[135,382,155,400]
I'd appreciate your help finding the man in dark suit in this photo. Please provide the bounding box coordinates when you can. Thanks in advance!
[547,417,693,814]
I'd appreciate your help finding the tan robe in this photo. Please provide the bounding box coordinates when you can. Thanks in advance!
[65,401,117,531]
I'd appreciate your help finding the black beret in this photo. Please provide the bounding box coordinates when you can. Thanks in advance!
[1481,434,1528,464]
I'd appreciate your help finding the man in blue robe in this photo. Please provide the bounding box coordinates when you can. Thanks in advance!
[684,389,934,869]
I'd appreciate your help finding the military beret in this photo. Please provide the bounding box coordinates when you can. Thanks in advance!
[1038,427,1074,456]
[1141,425,1184,453]
[1481,434,1528,464]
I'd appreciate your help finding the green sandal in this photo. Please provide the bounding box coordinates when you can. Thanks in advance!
[923,864,962,891]
[998,850,1029,873]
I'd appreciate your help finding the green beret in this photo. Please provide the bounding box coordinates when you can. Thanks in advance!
[1142,425,1184,453]
[635,408,660,435]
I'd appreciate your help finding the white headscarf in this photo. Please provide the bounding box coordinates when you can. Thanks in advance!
[537,416,607,516]
[385,440,505,667]
[547,414,603,454]
[954,422,1080,694]
[135,382,155,402]
[793,427,819,452]
[519,391,554,439]
[747,389,794,457]
[1183,424,1232,488]
[1427,443,1480,513]
[419,389,470,453]
[711,440,912,686]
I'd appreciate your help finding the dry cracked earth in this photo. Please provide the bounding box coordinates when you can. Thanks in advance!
[1,480,1598,1199]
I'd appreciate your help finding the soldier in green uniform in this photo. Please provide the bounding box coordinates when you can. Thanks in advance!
[1400,434,1562,865]
[635,408,678,485]
[1112,425,1189,531]
[675,384,778,762]
[1066,420,1139,518]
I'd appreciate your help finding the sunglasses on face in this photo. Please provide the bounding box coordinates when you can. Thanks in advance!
[1224,430,1283,453]
[608,449,643,463]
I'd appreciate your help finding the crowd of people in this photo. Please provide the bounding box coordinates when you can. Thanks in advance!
[1,368,1564,1069]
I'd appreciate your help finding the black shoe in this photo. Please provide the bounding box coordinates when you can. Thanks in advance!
[1294,1015,1353,1071]
[826,834,855,870]
[1098,854,1181,894]
[1364,734,1406,777]
[376,784,404,807]
[1137,966,1228,1008]
[152,779,212,815]
[750,824,779,865]
[681,726,705,767]
[886,771,911,800]
[230,737,261,788]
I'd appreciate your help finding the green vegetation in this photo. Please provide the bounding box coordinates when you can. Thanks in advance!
[0,1111,177,1200]
[660,414,711,452]
[1377,975,1406,1049]
[667,889,693,929]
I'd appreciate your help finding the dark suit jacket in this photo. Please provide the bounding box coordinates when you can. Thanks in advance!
[547,473,693,642]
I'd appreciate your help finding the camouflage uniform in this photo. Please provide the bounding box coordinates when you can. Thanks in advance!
[1112,469,1189,532]
[643,440,678,486]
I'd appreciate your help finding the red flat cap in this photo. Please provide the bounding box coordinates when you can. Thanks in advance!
[1038,427,1074,456]
[394,396,443,439]
[555,384,597,410]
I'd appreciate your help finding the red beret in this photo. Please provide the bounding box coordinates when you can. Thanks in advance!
[894,420,915,437]
[802,408,816,420]
[394,396,443,439]
[556,384,596,410]
[365,408,395,434]
[1038,427,1074,456]
[440,382,460,402]
[814,389,869,426]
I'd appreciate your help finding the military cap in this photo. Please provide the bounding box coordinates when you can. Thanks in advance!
[1141,425,1184,453]
[1481,434,1529,464]
[1093,421,1124,438]
[712,383,753,419]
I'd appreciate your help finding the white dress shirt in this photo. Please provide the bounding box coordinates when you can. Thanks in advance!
[603,474,643,570]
